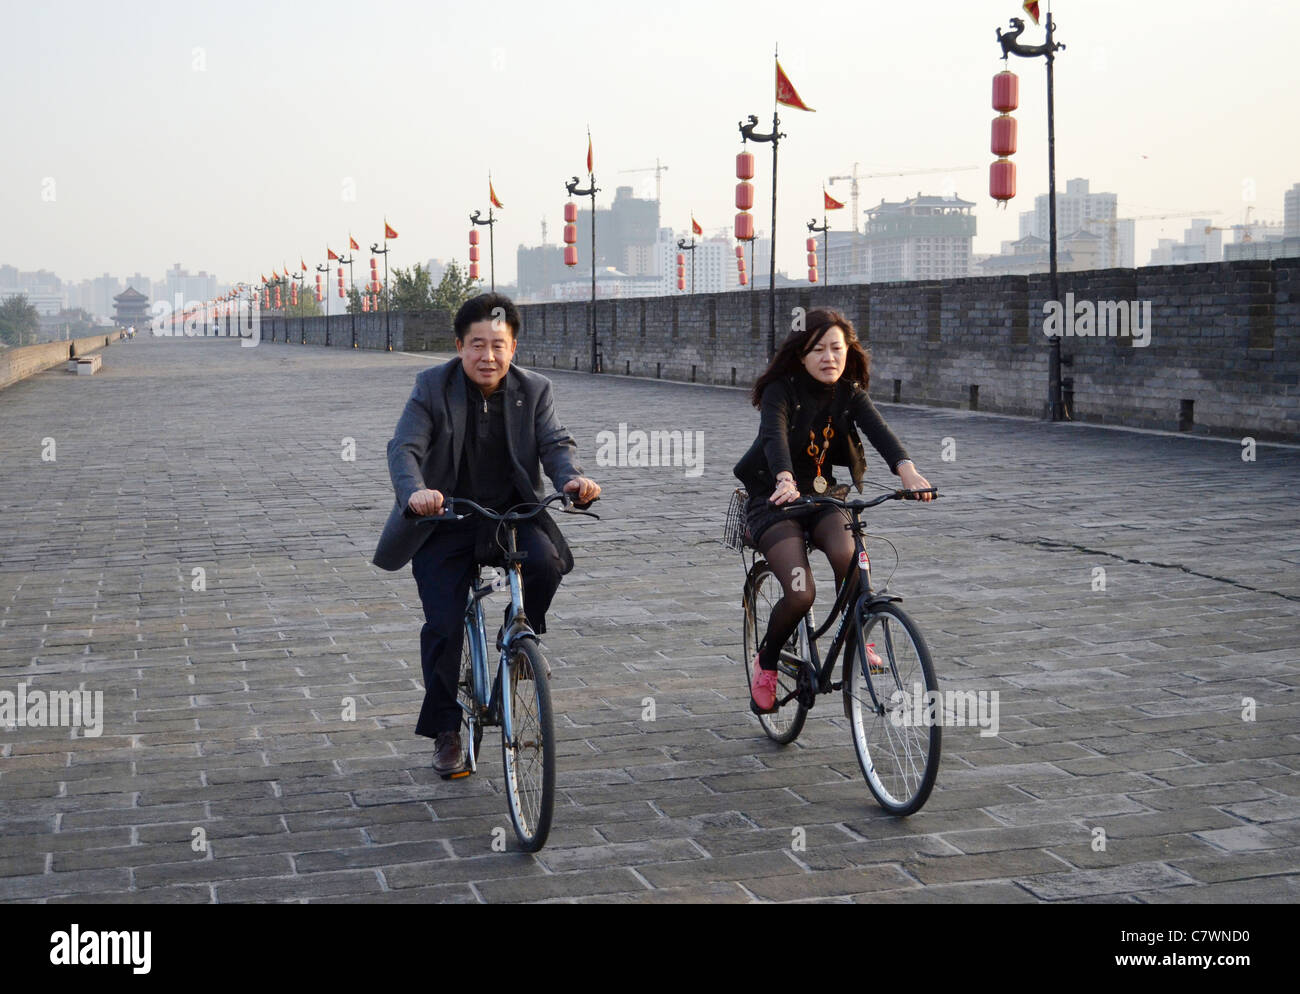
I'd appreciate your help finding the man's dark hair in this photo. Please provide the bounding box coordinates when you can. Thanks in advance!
[454,293,521,341]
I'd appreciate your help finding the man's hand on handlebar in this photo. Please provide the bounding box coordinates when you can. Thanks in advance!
[407,488,446,516]
[564,476,601,508]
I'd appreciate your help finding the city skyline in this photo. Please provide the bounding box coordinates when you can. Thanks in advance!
[2,0,1297,288]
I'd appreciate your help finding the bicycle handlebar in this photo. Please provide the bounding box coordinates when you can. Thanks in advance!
[796,488,938,511]
[416,490,600,524]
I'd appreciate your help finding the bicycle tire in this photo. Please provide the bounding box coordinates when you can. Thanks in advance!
[501,638,555,851]
[457,623,484,772]
[743,561,809,745]
[843,600,940,815]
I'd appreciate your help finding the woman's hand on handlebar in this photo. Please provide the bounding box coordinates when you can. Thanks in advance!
[769,471,800,506]
[897,463,935,502]
[407,488,446,516]
[564,476,601,507]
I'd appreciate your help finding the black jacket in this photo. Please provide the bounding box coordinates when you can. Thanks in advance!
[372,358,583,573]
[733,371,909,495]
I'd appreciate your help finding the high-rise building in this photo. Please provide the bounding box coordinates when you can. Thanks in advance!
[515,244,572,302]
[656,228,739,295]
[1284,183,1300,239]
[1019,177,1134,268]
[1146,219,1222,266]
[863,194,975,282]
[163,264,217,307]
[573,186,660,276]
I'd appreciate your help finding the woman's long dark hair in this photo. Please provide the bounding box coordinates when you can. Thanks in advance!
[750,308,870,407]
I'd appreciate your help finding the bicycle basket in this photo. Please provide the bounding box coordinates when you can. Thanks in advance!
[722,488,751,551]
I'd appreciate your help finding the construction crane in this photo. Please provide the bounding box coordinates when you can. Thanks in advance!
[540,217,548,246]
[618,158,669,204]
[1085,210,1221,267]
[829,164,980,232]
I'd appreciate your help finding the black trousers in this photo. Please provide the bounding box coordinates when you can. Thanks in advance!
[410,518,564,738]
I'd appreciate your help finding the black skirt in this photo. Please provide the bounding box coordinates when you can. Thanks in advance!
[744,481,851,548]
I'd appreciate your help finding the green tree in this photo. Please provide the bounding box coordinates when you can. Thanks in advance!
[432,260,480,316]
[390,263,434,312]
[0,294,40,346]
[284,285,322,317]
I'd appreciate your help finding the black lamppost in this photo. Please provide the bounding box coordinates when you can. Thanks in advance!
[565,164,601,373]
[369,237,392,351]
[807,214,829,287]
[469,208,497,293]
[998,12,1067,421]
[676,236,697,295]
[315,260,331,345]
[338,249,357,349]
[739,112,785,357]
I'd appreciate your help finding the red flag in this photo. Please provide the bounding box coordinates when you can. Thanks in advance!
[301,258,307,272]
[490,179,503,209]
[691,216,703,236]
[349,235,359,252]
[385,221,398,240]
[775,60,815,112]
[327,248,339,261]
[586,134,593,173]
[1023,1,1040,25]
[824,190,845,210]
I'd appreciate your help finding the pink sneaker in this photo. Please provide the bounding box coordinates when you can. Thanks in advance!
[751,655,779,713]
[866,643,887,675]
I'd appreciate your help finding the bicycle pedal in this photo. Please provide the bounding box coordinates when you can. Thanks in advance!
[442,768,473,781]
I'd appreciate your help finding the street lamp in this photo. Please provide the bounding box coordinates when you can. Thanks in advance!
[739,113,785,357]
[469,208,497,293]
[807,216,829,286]
[565,172,601,372]
[369,232,392,352]
[338,248,357,349]
[997,11,1067,421]
[316,259,332,345]
[676,236,697,295]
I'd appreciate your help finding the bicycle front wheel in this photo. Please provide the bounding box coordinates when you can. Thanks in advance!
[743,561,808,745]
[501,639,555,851]
[844,601,940,815]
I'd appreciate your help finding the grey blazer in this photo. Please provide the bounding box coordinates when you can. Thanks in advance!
[372,358,584,573]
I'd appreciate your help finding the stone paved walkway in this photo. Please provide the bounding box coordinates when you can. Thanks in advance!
[1,336,1297,903]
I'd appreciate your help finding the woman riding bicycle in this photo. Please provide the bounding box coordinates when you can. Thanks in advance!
[733,308,934,715]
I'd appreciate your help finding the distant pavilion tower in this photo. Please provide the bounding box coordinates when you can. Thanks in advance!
[113,286,150,327]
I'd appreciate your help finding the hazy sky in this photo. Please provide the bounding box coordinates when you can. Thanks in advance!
[3,0,1297,287]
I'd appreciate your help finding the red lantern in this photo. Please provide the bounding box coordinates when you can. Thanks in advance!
[735,182,754,211]
[736,151,754,180]
[675,252,685,266]
[990,159,1016,202]
[735,212,754,241]
[469,229,480,246]
[469,263,479,279]
[806,237,817,252]
[469,245,480,262]
[338,284,345,298]
[370,257,377,270]
[734,245,744,259]
[315,290,322,303]
[564,223,578,244]
[739,272,748,286]
[336,267,343,277]
[808,268,819,284]
[993,70,1019,113]
[275,288,281,308]
[991,114,1017,156]
[677,277,685,290]
[564,245,578,267]
[676,266,685,280]
[807,252,818,267]
[564,202,577,223]
[737,259,746,272]
[362,296,369,312]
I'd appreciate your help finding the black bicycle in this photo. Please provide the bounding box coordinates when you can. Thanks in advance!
[416,491,597,851]
[726,487,942,815]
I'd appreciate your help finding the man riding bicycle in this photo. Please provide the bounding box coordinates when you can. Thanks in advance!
[372,293,600,777]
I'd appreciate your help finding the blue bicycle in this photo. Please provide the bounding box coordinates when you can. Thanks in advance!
[425,491,597,852]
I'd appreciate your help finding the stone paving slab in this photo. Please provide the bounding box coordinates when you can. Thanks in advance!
[2,336,1298,903]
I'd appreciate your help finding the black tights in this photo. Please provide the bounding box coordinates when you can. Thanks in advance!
[755,509,855,671]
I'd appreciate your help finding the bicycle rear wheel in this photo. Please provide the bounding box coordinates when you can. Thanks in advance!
[743,561,809,745]
[501,639,555,851]
[844,601,940,815]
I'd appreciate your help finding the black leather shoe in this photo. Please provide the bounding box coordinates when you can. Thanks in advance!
[433,730,467,779]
